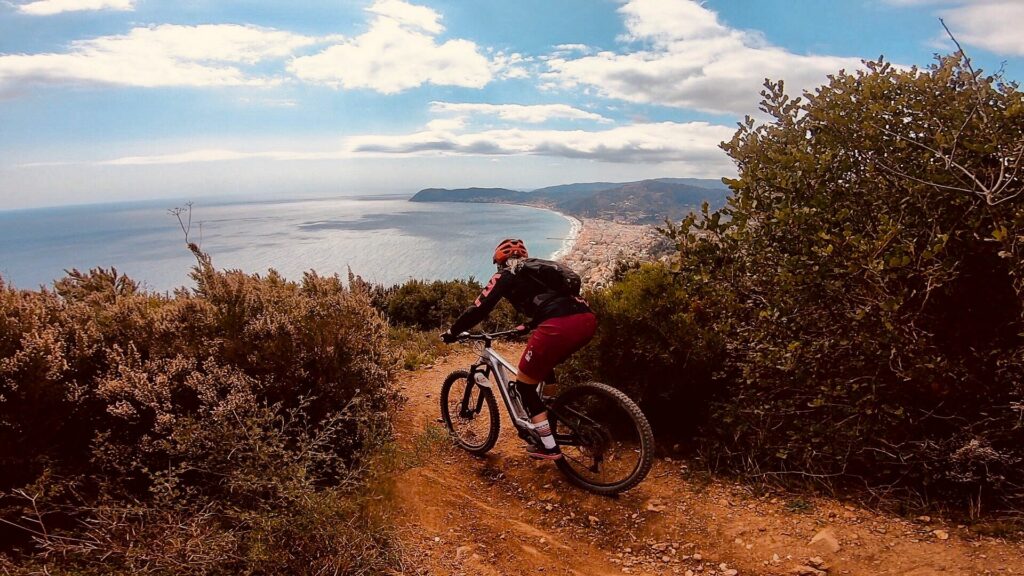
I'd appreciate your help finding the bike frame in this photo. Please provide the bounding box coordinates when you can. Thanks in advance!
[459,334,577,446]
[469,343,535,431]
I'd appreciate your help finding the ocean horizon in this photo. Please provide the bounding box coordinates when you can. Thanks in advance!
[0,195,575,292]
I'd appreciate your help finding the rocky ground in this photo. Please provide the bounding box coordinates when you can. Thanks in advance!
[384,346,1024,576]
[560,218,671,288]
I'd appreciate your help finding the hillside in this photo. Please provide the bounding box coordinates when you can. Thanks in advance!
[563,180,726,223]
[409,178,731,224]
[408,187,529,203]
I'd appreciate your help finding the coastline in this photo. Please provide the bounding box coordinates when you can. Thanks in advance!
[492,201,671,288]
[548,210,583,261]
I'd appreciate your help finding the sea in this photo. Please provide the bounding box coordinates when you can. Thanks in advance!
[0,195,576,292]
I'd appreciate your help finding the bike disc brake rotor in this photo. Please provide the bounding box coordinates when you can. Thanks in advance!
[556,395,643,486]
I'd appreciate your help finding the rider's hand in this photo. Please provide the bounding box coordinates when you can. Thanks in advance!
[515,324,528,334]
[440,331,458,344]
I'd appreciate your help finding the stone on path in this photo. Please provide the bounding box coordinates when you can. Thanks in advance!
[790,566,827,576]
[809,528,841,553]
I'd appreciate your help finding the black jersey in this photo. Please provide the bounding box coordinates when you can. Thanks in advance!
[449,263,590,335]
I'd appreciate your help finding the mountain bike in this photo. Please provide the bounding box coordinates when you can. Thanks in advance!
[439,329,653,495]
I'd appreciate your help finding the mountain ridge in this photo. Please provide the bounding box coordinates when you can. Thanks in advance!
[410,178,731,224]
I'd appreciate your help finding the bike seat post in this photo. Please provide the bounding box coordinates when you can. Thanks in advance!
[484,335,493,348]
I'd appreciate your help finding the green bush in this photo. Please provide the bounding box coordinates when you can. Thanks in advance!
[562,264,728,441]
[0,247,398,573]
[374,277,521,332]
[583,54,1024,512]
[673,55,1023,509]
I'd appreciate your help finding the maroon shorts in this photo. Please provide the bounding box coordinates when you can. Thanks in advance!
[518,312,597,382]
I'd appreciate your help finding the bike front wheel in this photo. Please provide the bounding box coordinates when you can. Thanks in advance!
[440,370,500,455]
[549,382,654,495]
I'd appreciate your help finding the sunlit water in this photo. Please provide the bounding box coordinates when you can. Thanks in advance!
[0,195,573,292]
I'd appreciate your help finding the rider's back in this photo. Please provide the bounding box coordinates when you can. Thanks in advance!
[500,258,587,323]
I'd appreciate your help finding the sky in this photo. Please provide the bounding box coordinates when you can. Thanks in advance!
[1,0,1022,210]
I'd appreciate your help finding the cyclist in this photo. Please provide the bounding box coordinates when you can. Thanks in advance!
[441,238,596,461]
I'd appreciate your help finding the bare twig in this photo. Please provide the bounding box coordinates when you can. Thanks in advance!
[940,18,988,123]
[168,202,194,244]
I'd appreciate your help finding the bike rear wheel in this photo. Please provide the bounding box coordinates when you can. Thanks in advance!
[440,370,500,455]
[549,382,653,495]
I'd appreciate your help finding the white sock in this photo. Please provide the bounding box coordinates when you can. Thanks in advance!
[534,419,556,449]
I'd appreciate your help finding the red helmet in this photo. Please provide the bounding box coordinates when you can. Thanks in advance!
[493,238,528,265]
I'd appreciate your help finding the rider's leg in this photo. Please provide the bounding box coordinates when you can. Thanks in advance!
[514,370,549,425]
[516,312,598,457]
[514,369,561,457]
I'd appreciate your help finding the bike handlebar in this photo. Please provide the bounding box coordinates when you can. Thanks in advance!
[454,327,525,342]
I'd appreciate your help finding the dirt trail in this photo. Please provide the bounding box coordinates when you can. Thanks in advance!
[388,345,1023,576]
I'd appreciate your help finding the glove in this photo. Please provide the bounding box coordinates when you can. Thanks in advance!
[514,324,528,334]
[440,331,458,344]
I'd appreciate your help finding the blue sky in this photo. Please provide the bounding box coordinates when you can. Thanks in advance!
[1,0,1021,209]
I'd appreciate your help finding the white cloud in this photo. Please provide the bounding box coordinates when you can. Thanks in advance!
[288,0,492,93]
[425,117,467,132]
[366,0,443,34]
[553,44,592,53]
[941,1,1024,56]
[542,0,864,116]
[16,0,133,15]
[0,24,322,88]
[347,120,734,165]
[94,147,343,165]
[429,101,611,124]
[881,0,1024,56]
[72,120,734,169]
[490,51,531,80]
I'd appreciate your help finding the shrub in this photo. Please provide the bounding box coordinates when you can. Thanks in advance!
[0,246,398,573]
[375,277,521,332]
[653,54,1024,510]
[561,264,728,441]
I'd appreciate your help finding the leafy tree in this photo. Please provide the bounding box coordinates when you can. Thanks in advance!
[658,54,1024,509]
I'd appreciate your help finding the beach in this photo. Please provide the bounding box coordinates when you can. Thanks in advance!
[548,212,583,261]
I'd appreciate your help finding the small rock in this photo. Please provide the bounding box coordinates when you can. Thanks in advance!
[692,553,703,561]
[685,571,695,576]
[588,515,600,525]
[662,555,671,562]
[809,528,841,553]
[790,566,826,576]
[933,529,950,540]
[723,570,739,576]
[455,546,472,561]
[916,515,932,523]
[807,556,828,569]
[646,499,667,512]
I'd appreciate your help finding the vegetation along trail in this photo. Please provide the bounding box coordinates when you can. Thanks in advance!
[386,345,1024,576]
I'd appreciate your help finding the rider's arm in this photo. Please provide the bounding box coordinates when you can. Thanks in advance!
[448,271,510,335]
